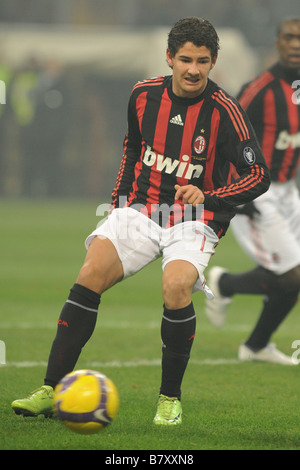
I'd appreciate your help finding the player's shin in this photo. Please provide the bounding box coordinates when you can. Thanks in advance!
[44,283,100,388]
[159,303,196,400]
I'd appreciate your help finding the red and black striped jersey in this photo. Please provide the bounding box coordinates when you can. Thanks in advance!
[237,62,300,182]
[112,75,270,237]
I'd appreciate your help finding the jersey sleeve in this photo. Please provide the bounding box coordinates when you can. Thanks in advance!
[204,93,270,212]
[111,92,141,208]
[237,85,266,144]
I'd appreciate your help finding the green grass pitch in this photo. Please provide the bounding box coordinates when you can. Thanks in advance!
[1,199,300,451]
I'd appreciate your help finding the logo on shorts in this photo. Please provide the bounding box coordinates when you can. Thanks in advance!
[272,252,280,263]
[243,147,256,165]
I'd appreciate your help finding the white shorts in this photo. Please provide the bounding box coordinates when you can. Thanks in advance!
[231,180,300,274]
[85,207,219,299]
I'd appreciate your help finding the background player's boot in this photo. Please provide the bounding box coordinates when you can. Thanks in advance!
[11,385,54,417]
[153,394,182,425]
[205,266,231,327]
[238,343,296,365]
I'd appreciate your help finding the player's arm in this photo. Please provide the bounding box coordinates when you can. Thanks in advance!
[111,94,141,208]
[237,74,271,145]
[175,145,269,211]
[203,101,270,212]
[204,155,269,212]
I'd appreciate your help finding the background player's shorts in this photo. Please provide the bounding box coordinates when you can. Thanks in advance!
[85,207,219,299]
[231,180,300,274]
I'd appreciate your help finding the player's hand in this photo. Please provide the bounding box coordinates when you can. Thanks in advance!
[174,184,205,207]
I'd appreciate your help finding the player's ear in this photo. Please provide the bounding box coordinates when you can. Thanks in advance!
[210,55,217,71]
[166,49,174,68]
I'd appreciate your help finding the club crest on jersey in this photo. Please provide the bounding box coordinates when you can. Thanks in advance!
[194,135,206,154]
[243,146,256,165]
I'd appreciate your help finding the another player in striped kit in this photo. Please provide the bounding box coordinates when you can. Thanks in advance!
[205,17,300,365]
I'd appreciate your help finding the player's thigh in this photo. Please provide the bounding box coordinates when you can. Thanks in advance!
[83,208,161,287]
[231,211,300,274]
[278,264,300,292]
[77,236,124,294]
[161,221,218,299]
[283,182,300,245]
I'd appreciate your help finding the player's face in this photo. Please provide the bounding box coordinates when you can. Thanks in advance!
[276,21,300,69]
[166,42,217,98]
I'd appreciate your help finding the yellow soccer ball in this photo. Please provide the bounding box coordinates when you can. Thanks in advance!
[53,369,120,434]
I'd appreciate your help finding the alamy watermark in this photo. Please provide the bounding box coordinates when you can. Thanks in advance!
[0,340,6,365]
[95,197,205,241]
[0,80,6,104]
[291,340,300,365]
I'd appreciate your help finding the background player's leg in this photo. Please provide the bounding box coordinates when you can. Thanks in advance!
[244,266,300,350]
[245,289,299,351]
[219,266,280,297]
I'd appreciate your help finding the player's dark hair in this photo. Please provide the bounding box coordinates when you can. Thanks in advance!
[276,17,300,37]
[168,17,220,58]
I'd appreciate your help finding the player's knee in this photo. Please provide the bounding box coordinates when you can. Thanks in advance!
[162,274,192,309]
[278,265,300,294]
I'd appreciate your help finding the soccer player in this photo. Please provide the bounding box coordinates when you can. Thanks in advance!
[12,17,270,425]
[205,17,300,365]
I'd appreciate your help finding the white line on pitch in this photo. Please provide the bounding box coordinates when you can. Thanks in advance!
[0,322,252,332]
[2,358,240,368]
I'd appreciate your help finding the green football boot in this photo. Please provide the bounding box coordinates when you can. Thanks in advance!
[153,394,182,425]
[11,386,54,417]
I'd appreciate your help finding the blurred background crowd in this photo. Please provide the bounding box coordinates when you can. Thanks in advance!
[0,0,299,199]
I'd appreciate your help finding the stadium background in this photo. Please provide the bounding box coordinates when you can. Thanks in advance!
[0,0,299,199]
[1,0,300,451]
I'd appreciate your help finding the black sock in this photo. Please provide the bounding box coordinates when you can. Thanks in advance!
[44,283,100,388]
[245,290,299,351]
[160,303,196,400]
[219,266,280,297]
